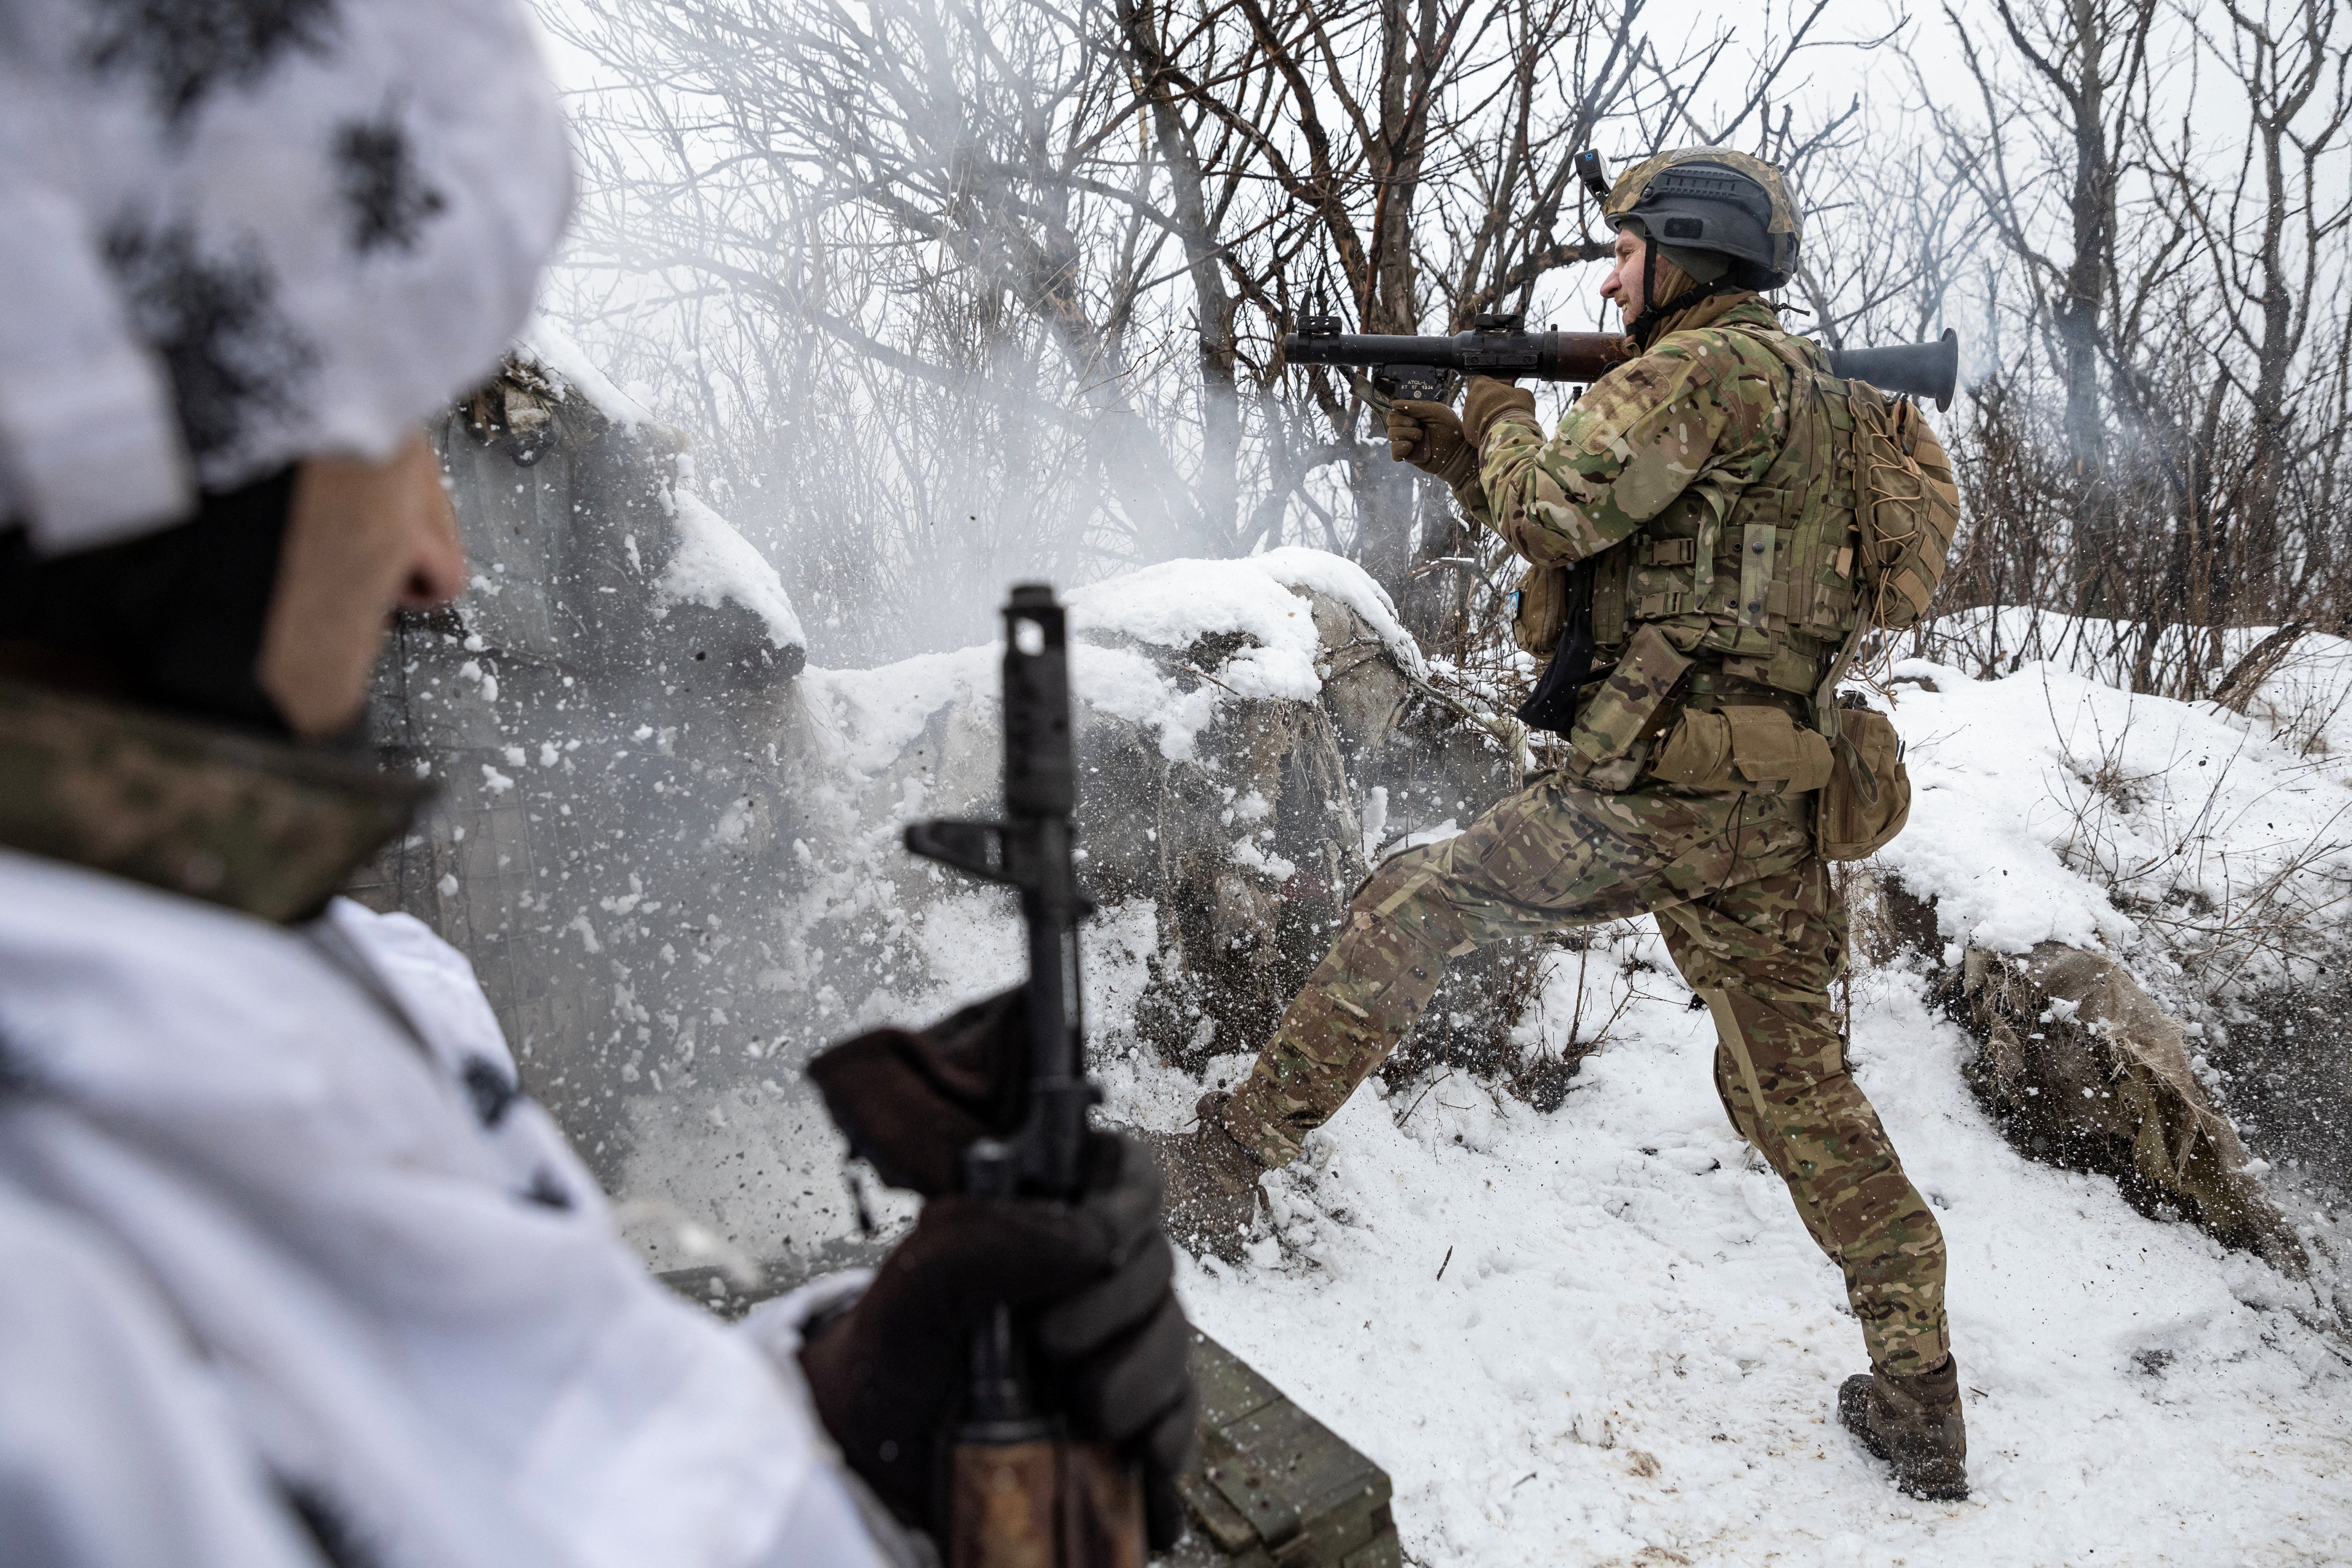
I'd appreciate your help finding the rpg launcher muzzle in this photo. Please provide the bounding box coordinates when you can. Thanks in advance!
[1284,312,1960,411]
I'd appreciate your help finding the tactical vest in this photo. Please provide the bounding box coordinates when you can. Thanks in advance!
[1520,317,1951,836]
[1588,322,1862,707]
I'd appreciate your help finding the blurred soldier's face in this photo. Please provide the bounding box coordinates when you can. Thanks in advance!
[1599,229,1647,323]
[257,434,466,737]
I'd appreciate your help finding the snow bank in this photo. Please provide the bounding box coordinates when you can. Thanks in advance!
[1251,546,1429,679]
[1063,552,1406,761]
[513,314,656,429]
[655,490,807,651]
[1069,547,1420,678]
[806,648,998,778]
[628,535,2352,1560]
[1911,610,2352,759]
[1070,637,2352,1564]
[811,548,1413,765]
[1873,656,2352,964]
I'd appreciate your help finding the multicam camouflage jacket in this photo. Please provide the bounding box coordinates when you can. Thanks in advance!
[1466,293,1868,709]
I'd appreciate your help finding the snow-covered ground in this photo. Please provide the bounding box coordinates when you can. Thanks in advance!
[677,541,2352,1561]
[1105,935,2352,1566]
[1079,638,2352,1566]
[1875,652,2352,975]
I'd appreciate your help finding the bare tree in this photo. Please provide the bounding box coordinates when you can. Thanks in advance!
[1936,0,2165,617]
[1909,0,2352,698]
[2167,0,2352,624]
[542,0,1902,660]
[541,0,2352,691]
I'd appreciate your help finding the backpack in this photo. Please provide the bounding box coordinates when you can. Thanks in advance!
[1847,384,1961,631]
[1810,384,1956,859]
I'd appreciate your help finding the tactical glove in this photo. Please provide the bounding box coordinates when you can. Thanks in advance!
[1385,399,1476,489]
[1462,375,1539,452]
[802,997,1199,1549]
[806,987,1031,1198]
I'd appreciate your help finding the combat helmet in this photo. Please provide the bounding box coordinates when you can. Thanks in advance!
[1581,146,1800,344]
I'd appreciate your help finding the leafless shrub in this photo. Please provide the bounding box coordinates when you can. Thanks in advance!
[2038,682,2352,1004]
[543,0,1915,659]
[1907,0,2352,697]
[1507,924,1648,1111]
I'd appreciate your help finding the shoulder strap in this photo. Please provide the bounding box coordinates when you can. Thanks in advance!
[1668,327,1811,608]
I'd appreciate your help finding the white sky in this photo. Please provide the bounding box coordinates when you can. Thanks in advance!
[1684,0,2276,163]
[524,0,2331,370]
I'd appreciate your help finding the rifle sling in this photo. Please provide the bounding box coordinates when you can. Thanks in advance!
[1516,557,1599,736]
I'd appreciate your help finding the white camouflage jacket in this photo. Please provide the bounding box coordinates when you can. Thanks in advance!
[0,0,573,552]
[0,693,906,1568]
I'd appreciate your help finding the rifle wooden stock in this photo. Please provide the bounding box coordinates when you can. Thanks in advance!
[951,1438,1145,1568]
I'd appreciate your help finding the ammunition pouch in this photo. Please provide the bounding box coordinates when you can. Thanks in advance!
[1510,561,1569,657]
[1560,624,1693,791]
[1648,701,1835,795]
[1816,701,1911,860]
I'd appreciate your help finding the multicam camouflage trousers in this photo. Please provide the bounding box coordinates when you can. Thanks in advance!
[1220,773,1951,1376]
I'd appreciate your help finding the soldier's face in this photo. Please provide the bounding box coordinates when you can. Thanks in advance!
[257,432,466,738]
[1599,230,1646,324]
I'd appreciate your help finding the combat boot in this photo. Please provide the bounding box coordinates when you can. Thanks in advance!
[1135,1092,1266,1263]
[1839,1356,1968,1501]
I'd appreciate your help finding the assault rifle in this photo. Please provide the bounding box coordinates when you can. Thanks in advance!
[903,585,1142,1568]
[1284,311,1960,411]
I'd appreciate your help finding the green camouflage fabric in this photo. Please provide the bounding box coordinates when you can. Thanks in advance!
[1463,295,1792,570]
[1220,775,1951,1374]
[1561,624,1691,783]
[0,679,424,923]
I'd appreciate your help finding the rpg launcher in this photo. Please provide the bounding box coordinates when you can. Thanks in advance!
[903,585,1143,1568]
[1284,312,1960,412]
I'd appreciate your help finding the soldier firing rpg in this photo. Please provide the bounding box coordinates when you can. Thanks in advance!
[1144,146,1973,1502]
